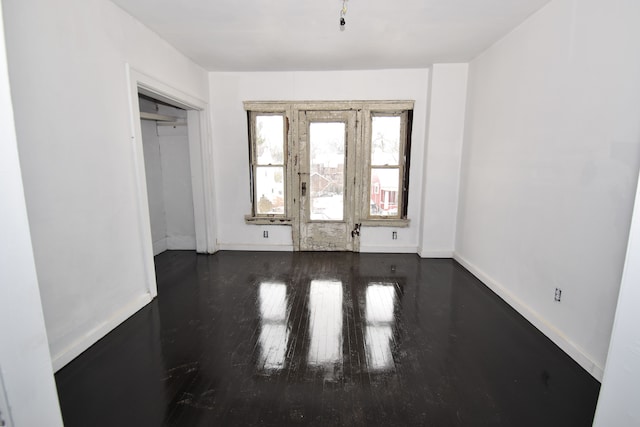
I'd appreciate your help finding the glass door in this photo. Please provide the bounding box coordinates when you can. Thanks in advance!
[297,110,358,251]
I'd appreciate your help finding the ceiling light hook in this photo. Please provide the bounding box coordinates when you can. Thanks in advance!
[340,0,348,31]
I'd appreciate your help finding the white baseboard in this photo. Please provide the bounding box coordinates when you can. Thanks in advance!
[418,249,453,258]
[166,235,196,250]
[453,252,604,381]
[51,292,153,372]
[153,237,167,255]
[359,245,418,253]
[217,243,294,252]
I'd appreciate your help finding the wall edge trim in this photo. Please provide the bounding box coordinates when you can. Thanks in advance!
[418,249,453,258]
[51,292,153,371]
[217,243,294,252]
[453,251,604,381]
[359,245,418,253]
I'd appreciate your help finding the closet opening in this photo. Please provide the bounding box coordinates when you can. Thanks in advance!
[126,66,215,298]
[138,93,196,256]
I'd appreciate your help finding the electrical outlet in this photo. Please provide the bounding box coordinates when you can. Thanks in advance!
[392,231,397,240]
[554,288,562,302]
[263,230,269,238]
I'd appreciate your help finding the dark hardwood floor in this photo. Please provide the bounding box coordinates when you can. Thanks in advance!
[55,251,600,426]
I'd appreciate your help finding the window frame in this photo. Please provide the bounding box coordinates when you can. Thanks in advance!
[246,107,292,223]
[364,110,411,221]
[244,101,413,228]
[359,106,412,227]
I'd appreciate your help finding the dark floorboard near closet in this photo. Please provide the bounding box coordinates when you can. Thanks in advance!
[55,251,600,426]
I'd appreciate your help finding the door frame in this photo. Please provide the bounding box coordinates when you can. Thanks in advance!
[297,109,359,251]
[288,102,366,252]
[245,100,413,252]
[126,64,217,297]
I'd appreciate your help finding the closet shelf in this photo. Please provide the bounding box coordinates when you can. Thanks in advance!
[140,111,176,121]
[140,111,186,126]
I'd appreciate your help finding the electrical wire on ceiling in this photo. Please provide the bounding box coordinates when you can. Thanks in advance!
[340,0,348,31]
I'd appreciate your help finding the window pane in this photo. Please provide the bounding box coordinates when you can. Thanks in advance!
[371,116,401,166]
[309,122,344,221]
[370,168,399,216]
[256,115,284,164]
[255,166,284,215]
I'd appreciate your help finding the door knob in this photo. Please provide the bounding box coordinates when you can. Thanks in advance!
[301,182,307,197]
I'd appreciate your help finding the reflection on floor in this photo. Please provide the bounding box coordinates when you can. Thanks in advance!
[364,283,396,371]
[55,251,601,426]
[258,282,288,371]
[307,280,343,377]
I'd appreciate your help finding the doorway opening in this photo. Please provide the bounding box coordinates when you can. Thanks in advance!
[298,110,358,251]
[139,94,196,256]
[127,65,215,298]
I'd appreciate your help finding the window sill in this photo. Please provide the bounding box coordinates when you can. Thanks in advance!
[244,215,292,225]
[360,218,410,228]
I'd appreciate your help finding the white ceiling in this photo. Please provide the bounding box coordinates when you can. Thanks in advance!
[110,0,551,72]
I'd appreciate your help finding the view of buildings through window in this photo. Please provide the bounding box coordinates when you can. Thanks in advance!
[254,115,285,215]
[248,103,411,221]
[309,122,345,221]
[370,115,402,216]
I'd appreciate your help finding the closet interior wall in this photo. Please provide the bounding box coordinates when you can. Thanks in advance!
[139,96,196,255]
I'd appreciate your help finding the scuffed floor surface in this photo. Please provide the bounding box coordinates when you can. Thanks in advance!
[55,251,600,426]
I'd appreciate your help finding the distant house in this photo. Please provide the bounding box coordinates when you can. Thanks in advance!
[310,154,344,196]
[370,170,399,215]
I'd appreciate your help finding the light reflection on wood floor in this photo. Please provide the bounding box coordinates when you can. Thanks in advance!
[55,251,601,427]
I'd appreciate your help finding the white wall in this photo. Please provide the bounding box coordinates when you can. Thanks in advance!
[210,69,440,252]
[141,101,196,255]
[0,4,63,424]
[419,64,468,258]
[141,117,168,254]
[158,106,197,251]
[455,0,640,379]
[594,170,640,425]
[2,0,209,370]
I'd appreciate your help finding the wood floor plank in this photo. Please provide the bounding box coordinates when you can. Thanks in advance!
[55,251,601,426]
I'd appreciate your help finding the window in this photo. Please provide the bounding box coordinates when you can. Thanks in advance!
[248,112,287,217]
[245,101,412,228]
[366,111,411,220]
